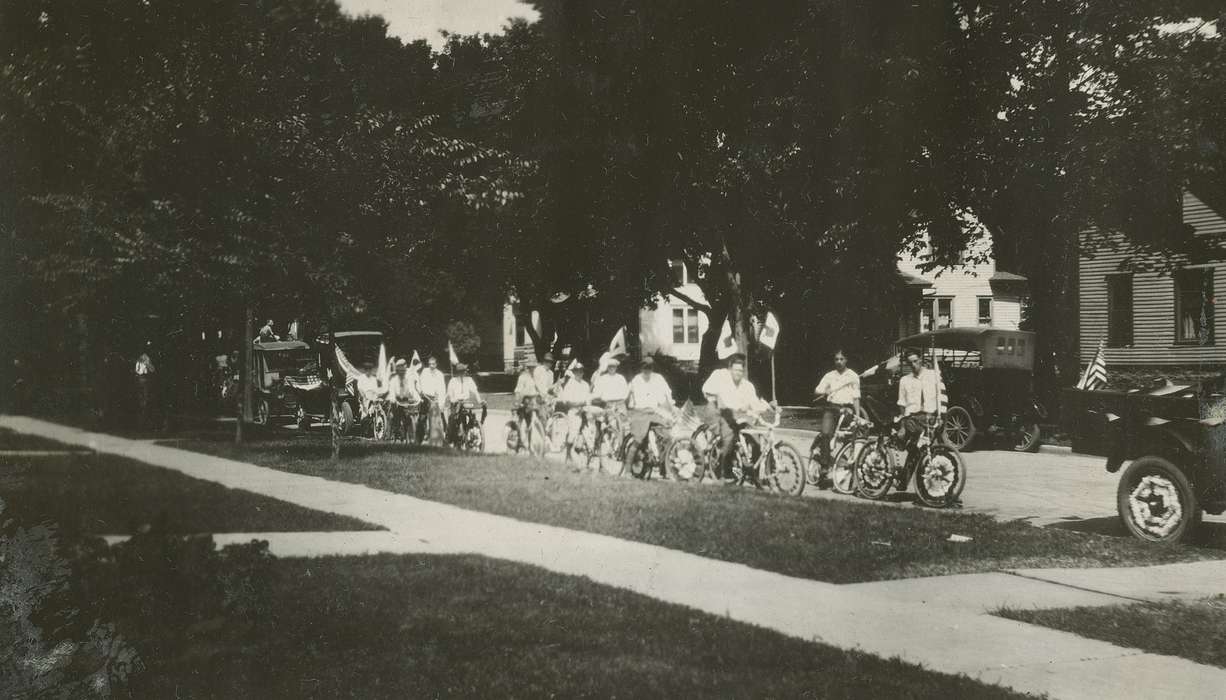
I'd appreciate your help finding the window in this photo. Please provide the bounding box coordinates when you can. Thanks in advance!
[670,260,688,287]
[977,297,993,326]
[1175,268,1215,345]
[672,308,700,344]
[921,297,955,331]
[1106,274,1133,347]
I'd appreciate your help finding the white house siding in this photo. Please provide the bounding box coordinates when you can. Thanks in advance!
[897,230,1023,332]
[1077,192,1226,366]
[638,283,710,363]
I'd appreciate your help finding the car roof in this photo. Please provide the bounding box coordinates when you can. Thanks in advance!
[252,340,311,352]
[332,331,384,339]
[895,327,1034,351]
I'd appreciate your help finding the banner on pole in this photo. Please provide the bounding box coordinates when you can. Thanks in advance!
[716,320,739,360]
[608,326,627,357]
[448,341,460,367]
[759,312,780,350]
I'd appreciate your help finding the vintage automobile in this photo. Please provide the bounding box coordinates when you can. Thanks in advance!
[314,330,385,435]
[249,340,329,429]
[860,327,1046,451]
[1063,377,1226,543]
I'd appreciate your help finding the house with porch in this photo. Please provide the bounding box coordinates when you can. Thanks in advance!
[1077,190,1226,383]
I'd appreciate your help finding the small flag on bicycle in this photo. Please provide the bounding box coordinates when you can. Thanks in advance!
[377,344,390,386]
[410,350,422,372]
[934,354,948,417]
[448,341,460,367]
[716,320,739,360]
[1076,340,1108,390]
[608,326,627,357]
[758,312,780,350]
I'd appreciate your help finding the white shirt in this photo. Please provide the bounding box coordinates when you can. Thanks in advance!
[702,369,767,413]
[355,373,381,398]
[388,373,419,402]
[816,369,860,405]
[419,368,446,400]
[532,365,555,395]
[135,355,155,375]
[898,369,939,415]
[446,376,481,406]
[627,373,673,411]
[557,377,591,406]
[592,372,629,403]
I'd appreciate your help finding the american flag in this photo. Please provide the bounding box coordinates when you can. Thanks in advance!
[933,353,948,416]
[1077,341,1108,391]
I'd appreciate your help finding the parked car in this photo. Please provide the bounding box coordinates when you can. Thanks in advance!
[249,341,328,429]
[860,328,1046,451]
[314,330,385,435]
[1062,376,1226,543]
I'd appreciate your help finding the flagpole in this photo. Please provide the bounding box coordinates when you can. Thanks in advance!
[770,351,777,404]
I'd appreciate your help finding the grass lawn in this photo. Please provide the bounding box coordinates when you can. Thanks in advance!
[131,553,1028,698]
[0,451,378,535]
[177,437,1222,583]
[998,598,1226,669]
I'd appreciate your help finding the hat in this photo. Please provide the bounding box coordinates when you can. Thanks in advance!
[455,363,469,372]
[394,359,408,371]
[543,352,554,361]
[606,356,621,367]
[570,361,585,371]
[640,356,655,368]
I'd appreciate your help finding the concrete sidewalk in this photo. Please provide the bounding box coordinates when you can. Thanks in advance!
[4,414,1225,699]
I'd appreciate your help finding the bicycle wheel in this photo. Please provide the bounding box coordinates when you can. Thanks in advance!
[829,441,860,495]
[768,443,806,496]
[806,434,826,487]
[914,446,966,508]
[855,442,894,500]
[595,423,620,474]
[690,424,719,482]
[625,438,651,479]
[504,420,521,453]
[545,412,568,453]
[664,437,700,482]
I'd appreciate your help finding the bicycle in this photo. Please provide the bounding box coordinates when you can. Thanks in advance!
[447,401,487,452]
[855,414,966,508]
[677,410,806,495]
[807,402,858,489]
[506,397,548,456]
[623,413,678,480]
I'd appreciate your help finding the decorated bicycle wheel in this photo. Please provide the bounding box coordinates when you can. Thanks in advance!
[689,424,719,482]
[829,441,860,495]
[914,446,965,508]
[545,412,569,453]
[768,443,806,496]
[664,437,700,482]
[854,443,894,500]
[504,420,521,453]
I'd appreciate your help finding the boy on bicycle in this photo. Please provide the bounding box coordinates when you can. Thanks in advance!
[703,354,773,484]
[626,356,676,477]
[811,349,861,487]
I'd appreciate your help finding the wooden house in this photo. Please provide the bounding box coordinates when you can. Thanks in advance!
[1078,191,1226,379]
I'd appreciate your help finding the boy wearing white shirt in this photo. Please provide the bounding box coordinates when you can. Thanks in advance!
[811,350,861,484]
[702,354,772,484]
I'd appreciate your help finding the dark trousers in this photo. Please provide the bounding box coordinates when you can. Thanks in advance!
[135,375,154,429]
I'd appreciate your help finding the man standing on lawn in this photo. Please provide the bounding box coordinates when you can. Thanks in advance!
[703,354,772,484]
[811,349,861,486]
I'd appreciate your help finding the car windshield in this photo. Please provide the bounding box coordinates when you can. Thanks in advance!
[264,349,316,374]
[335,336,382,368]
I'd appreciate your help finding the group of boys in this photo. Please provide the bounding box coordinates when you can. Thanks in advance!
[356,354,484,444]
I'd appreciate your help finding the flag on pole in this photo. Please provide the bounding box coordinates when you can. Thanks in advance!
[608,326,627,357]
[409,350,423,373]
[448,341,460,367]
[933,353,948,417]
[716,320,739,360]
[1076,341,1108,390]
[758,312,780,350]
[377,344,390,386]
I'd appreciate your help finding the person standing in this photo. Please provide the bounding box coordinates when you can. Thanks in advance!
[418,355,447,444]
[811,349,862,486]
[134,344,156,430]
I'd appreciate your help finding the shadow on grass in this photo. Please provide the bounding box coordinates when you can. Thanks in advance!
[1047,516,1226,550]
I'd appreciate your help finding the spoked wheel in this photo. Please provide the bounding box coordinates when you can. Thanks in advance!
[463,423,485,452]
[1012,421,1042,453]
[942,406,976,451]
[914,446,966,508]
[253,399,270,426]
[855,443,894,500]
[1117,456,1201,543]
[616,434,635,477]
[689,425,719,482]
[572,421,598,466]
[805,435,825,487]
[545,412,569,453]
[767,443,806,497]
[594,425,620,474]
[335,401,355,435]
[829,441,860,495]
[372,406,390,441]
[625,438,650,479]
[664,437,701,482]
[504,420,521,453]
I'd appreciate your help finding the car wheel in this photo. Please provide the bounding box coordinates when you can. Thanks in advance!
[338,402,355,435]
[1117,456,1202,543]
[1012,421,1041,453]
[942,406,976,451]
